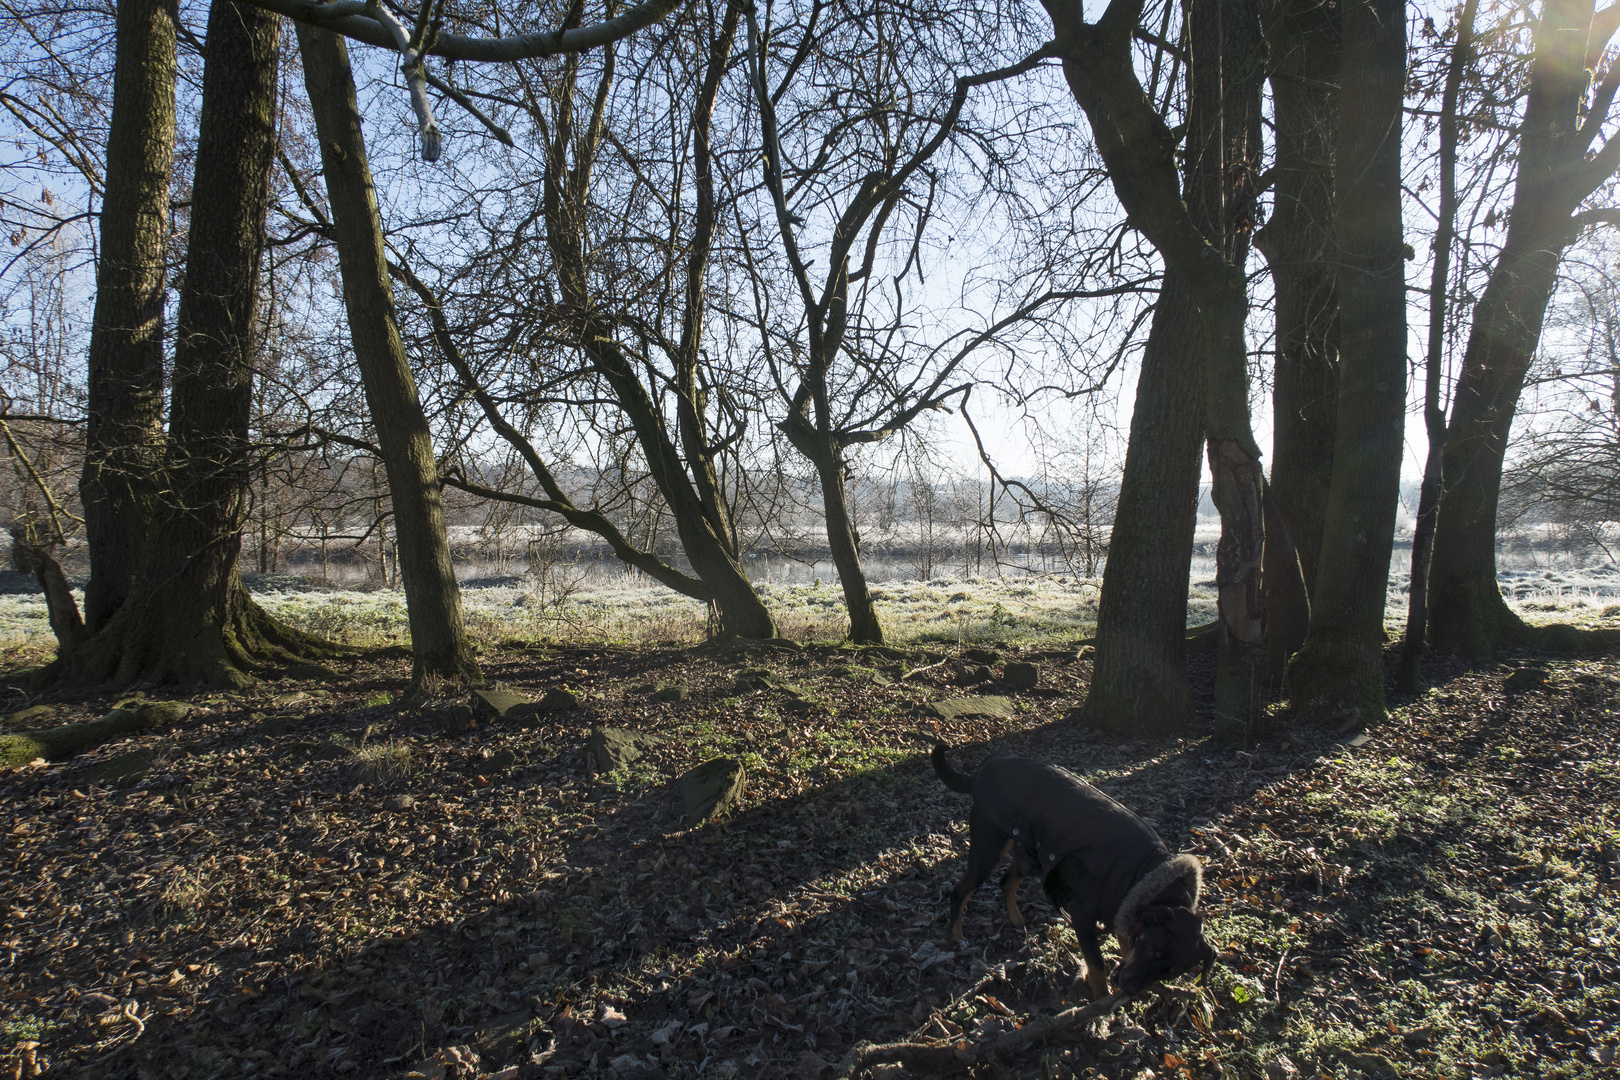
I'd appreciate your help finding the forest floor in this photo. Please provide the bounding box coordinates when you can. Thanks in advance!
[2,636,1619,1080]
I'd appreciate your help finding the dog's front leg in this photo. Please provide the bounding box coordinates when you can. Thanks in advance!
[1069,920,1110,1000]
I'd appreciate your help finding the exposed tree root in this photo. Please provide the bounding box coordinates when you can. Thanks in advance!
[0,699,193,768]
[835,990,1128,1078]
[46,579,354,691]
[1429,578,1620,664]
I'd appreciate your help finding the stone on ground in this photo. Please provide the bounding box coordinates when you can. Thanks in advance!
[929,695,1016,722]
[652,684,690,703]
[956,664,993,686]
[1003,661,1040,690]
[681,757,746,823]
[470,686,531,720]
[588,726,662,773]
[535,687,581,711]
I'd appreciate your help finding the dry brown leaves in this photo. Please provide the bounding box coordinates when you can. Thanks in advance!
[1,643,1617,1080]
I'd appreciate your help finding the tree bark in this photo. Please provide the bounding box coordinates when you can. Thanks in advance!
[1399,0,1477,691]
[297,24,480,692]
[10,529,86,660]
[1256,0,1340,646]
[78,0,177,632]
[1287,0,1407,724]
[1048,0,1268,736]
[1079,271,1203,735]
[1428,0,1620,659]
[59,0,332,688]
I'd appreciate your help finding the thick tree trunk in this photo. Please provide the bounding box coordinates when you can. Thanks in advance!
[1399,0,1477,691]
[78,0,177,632]
[58,0,328,688]
[297,25,480,692]
[1427,0,1618,660]
[1079,271,1203,734]
[1257,0,1340,624]
[1185,0,1268,741]
[1287,0,1407,724]
[1427,248,1565,659]
[1050,0,1266,737]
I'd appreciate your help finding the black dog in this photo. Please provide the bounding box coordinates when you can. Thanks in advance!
[932,741,1215,998]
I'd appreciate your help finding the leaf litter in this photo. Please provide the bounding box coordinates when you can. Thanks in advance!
[0,643,1617,1078]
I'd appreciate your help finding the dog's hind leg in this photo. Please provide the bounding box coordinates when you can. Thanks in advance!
[947,804,1010,944]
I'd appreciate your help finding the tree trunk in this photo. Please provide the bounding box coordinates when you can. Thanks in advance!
[10,529,86,660]
[1257,0,1340,628]
[78,0,177,632]
[1287,0,1407,724]
[1079,271,1203,735]
[1428,0,1620,659]
[58,0,330,688]
[1185,0,1268,741]
[297,24,480,692]
[539,47,777,642]
[1399,0,1477,691]
[1049,0,1267,736]
[783,420,884,644]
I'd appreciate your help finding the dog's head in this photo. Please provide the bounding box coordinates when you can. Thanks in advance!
[1112,905,1215,995]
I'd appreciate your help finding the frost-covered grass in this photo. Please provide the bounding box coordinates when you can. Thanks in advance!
[2,554,1619,663]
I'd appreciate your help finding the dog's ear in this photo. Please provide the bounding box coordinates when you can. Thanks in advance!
[1138,905,1173,927]
[1196,940,1217,985]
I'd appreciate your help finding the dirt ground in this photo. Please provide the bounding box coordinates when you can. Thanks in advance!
[1,639,1617,1080]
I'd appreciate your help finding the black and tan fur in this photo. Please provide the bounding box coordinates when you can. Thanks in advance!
[932,741,1215,997]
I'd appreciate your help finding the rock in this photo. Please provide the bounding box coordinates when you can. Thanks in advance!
[955,665,993,686]
[256,716,290,738]
[536,687,581,711]
[588,726,661,773]
[80,749,154,786]
[1003,661,1039,690]
[1504,666,1550,693]
[475,1009,541,1068]
[470,686,531,720]
[961,647,1001,665]
[652,684,690,703]
[479,749,518,776]
[1265,1054,1299,1079]
[384,794,416,812]
[732,667,776,693]
[680,757,746,823]
[929,695,1016,722]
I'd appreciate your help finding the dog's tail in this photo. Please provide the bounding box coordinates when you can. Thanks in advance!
[931,741,975,794]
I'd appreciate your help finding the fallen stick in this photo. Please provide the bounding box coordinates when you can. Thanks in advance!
[835,991,1128,1078]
